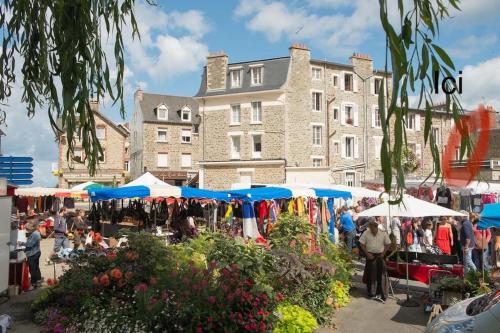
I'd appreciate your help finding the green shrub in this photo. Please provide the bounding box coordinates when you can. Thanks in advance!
[273,304,318,333]
[268,214,313,253]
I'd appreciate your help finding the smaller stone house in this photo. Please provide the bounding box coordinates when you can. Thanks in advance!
[58,102,130,188]
[129,90,200,186]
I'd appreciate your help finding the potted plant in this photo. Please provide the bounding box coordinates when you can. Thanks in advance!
[346,118,353,125]
[438,277,465,305]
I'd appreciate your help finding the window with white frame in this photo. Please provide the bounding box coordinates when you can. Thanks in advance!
[344,136,354,158]
[181,107,191,122]
[344,73,353,91]
[96,126,106,140]
[432,127,440,145]
[312,125,322,146]
[181,154,192,168]
[405,114,416,130]
[251,66,263,86]
[124,161,129,172]
[230,135,241,159]
[157,153,168,167]
[231,104,241,124]
[157,105,168,120]
[312,158,323,167]
[74,147,83,161]
[345,172,356,187]
[374,78,382,95]
[157,129,168,142]
[312,67,322,80]
[251,101,262,123]
[333,75,339,87]
[312,92,322,112]
[374,107,381,128]
[230,69,242,88]
[99,149,106,163]
[181,129,192,143]
[252,135,262,158]
[345,105,353,123]
[332,107,339,121]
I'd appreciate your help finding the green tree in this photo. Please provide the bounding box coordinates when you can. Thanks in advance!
[378,0,468,202]
[0,0,154,175]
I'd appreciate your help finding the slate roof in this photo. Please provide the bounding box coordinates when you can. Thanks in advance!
[139,92,199,125]
[195,57,290,97]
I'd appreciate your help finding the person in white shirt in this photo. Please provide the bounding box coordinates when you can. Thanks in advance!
[359,218,392,302]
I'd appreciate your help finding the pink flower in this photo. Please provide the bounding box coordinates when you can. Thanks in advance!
[134,283,148,292]
[208,295,216,304]
[289,239,297,248]
[196,326,203,333]
[209,260,218,269]
[150,297,159,306]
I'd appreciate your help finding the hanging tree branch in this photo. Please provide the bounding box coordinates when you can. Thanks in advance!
[378,0,470,203]
[0,0,155,175]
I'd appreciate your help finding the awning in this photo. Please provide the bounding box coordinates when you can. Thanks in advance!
[478,203,500,229]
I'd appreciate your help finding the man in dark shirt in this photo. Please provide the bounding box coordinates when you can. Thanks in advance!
[459,211,477,273]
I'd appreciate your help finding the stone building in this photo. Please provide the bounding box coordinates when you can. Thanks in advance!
[195,44,473,190]
[129,90,200,185]
[58,102,130,188]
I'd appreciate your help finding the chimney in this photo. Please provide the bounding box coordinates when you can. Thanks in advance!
[485,105,497,129]
[206,51,228,91]
[89,100,99,113]
[289,43,310,61]
[350,52,373,74]
[134,88,143,102]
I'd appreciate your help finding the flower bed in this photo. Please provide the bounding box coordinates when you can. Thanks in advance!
[32,214,353,332]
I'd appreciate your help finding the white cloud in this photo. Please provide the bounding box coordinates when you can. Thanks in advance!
[235,0,379,55]
[122,3,210,82]
[451,0,500,24]
[460,56,500,111]
[447,34,497,59]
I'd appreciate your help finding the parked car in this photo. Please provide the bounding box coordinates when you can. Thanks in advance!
[425,289,500,333]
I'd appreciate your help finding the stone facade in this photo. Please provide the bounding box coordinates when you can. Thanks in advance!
[130,90,200,185]
[58,102,130,188]
[196,44,460,189]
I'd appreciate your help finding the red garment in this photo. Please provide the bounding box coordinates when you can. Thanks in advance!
[418,186,434,201]
[385,261,463,284]
[258,201,268,227]
[435,225,452,255]
[473,224,492,249]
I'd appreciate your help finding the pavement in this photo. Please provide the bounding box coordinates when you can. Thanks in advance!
[331,261,430,333]
[1,240,432,333]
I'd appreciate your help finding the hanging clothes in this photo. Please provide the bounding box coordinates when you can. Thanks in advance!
[267,200,278,234]
[258,201,268,233]
[471,194,483,213]
[242,201,261,239]
[327,199,338,244]
[460,194,471,211]
[436,187,452,208]
[287,199,295,214]
[296,197,305,217]
[63,197,75,209]
[321,199,328,233]
[225,204,233,224]
[482,193,497,204]
[417,186,434,202]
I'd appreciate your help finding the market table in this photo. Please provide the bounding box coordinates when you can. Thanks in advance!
[386,261,464,284]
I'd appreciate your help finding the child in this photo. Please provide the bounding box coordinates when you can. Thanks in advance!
[423,221,434,247]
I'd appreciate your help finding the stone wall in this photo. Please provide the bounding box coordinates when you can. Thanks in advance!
[141,122,200,174]
[58,110,128,187]
[203,164,285,190]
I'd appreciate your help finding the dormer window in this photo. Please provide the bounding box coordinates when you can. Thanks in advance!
[181,106,191,122]
[250,65,263,86]
[157,105,168,120]
[230,68,242,88]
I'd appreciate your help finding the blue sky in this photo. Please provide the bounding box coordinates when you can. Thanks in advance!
[2,0,499,186]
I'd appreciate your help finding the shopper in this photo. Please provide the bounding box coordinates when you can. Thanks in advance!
[18,217,42,290]
[459,211,477,273]
[53,207,70,254]
[405,218,424,252]
[72,209,87,250]
[359,218,391,302]
[472,213,491,271]
[435,216,453,255]
[423,220,434,247]
[339,206,356,252]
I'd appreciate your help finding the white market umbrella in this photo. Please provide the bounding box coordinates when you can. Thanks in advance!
[358,195,466,217]
[123,172,169,187]
[70,181,99,191]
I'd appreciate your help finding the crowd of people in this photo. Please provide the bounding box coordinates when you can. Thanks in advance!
[335,204,500,303]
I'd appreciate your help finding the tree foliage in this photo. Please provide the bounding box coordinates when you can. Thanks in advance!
[378,0,468,202]
[0,0,154,175]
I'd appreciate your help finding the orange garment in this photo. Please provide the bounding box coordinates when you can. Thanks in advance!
[435,225,452,255]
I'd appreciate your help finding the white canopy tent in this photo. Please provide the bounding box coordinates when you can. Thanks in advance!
[70,181,99,191]
[122,172,169,187]
[358,195,466,217]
